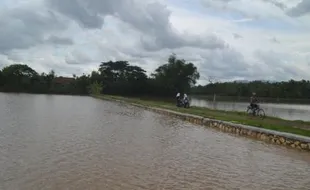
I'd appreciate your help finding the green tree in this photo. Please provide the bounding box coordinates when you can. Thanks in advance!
[98,61,148,95]
[0,70,3,89]
[191,79,310,102]
[73,74,91,94]
[90,71,102,83]
[152,53,200,96]
[88,81,103,95]
[1,64,38,92]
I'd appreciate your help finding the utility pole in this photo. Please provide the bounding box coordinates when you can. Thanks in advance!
[208,76,217,109]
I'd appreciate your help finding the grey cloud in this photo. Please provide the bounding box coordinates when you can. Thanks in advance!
[196,46,304,81]
[203,0,286,9]
[45,0,279,81]
[6,52,26,62]
[0,56,10,69]
[1,0,306,82]
[270,37,280,43]
[233,33,242,39]
[46,0,226,51]
[202,0,232,6]
[201,0,288,19]
[66,56,82,65]
[201,0,256,19]
[66,59,82,65]
[287,0,310,17]
[65,49,94,65]
[261,0,286,10]
[254,50,306,80]
[196,47,252,80]
[45,0,106,28]
[46,36,73,45]
[0,5,67,54]
[271,1,286,10]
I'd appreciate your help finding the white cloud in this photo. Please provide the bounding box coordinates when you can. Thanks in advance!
[0,0,310,84]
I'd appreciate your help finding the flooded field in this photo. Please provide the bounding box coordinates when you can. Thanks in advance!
[191,97,310,121]
[0,93,309,190]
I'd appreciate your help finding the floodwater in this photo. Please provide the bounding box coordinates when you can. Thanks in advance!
[191,97,310,121]
[0,93,310,190]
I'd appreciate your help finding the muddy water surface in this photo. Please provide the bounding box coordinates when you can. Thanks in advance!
[0,93,309,190]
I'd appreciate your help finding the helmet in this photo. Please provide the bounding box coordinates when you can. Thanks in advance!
[252,92,256,95]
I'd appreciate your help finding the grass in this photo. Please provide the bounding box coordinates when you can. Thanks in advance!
[93,95,310,137]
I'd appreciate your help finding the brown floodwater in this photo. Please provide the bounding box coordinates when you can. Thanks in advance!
[0,93,310,190]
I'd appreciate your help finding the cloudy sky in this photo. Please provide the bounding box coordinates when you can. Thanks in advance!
[1,0,310,84]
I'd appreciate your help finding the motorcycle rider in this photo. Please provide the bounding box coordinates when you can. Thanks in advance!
[183,93,188,102]
[183,93,190,107]
[176,92,181,106]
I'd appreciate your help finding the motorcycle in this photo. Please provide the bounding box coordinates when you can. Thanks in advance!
[177,98,190,108]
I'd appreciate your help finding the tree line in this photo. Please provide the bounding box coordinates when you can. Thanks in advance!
[0,54,200,97]
[192,80,310,100]
[2,53,310,100]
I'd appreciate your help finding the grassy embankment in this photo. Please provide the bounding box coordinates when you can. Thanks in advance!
[94,95,310,137]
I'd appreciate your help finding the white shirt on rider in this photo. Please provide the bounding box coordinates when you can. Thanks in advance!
[183,93,188,100]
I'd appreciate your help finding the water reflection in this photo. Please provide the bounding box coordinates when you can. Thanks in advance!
[190,97,310,121]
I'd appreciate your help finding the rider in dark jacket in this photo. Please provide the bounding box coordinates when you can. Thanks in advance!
[250,92,259,111]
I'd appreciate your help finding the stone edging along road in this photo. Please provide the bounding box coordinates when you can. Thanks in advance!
[96,96,310,152]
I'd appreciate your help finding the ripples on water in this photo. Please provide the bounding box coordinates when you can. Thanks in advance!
[0,93,310,190]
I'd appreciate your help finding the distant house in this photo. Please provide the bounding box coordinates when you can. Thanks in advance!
[52,77,74,85]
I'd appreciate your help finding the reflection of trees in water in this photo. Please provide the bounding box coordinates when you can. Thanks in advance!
[206,100,217,110]
[273,108,281,117]
[231,102,236,111]
[270,107,294,118]
[288,109,293,117]
[212,102,218,110]
[217,102,239,111]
